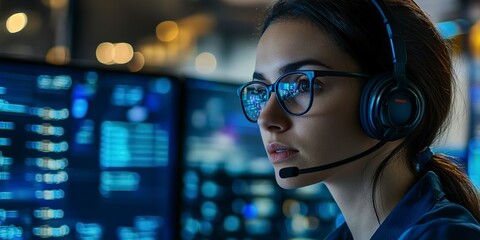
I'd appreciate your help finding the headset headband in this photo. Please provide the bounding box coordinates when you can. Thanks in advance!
[370,0,407,87]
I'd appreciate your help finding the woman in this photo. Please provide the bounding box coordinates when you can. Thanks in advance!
[237,0,480,239]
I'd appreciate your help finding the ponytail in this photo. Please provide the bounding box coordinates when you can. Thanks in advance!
[422,155,480,221]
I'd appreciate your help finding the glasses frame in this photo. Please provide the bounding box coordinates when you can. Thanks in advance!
[237,70,371,122]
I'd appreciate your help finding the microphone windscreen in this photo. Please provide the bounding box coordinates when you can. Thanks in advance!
[279,167,299,178]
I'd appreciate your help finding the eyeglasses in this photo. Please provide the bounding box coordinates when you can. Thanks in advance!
[237,70,370,122]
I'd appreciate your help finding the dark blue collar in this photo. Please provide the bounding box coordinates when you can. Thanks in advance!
[371,171,444,239]
[328,171,444,240]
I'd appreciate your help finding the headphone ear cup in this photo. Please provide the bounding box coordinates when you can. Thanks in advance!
[360,73,425,140]
[360,73,389,140]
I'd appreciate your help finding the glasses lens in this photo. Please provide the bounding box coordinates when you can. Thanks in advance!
[278,73,312,115]
[240,82,269,121]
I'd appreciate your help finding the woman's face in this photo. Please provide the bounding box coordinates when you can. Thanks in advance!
[255,20,378,188]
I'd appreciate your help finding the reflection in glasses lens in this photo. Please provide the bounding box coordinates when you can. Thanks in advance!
[240,82,269,122]
[238,70,370,123]
[277,73,313,115]
[239,72,315,122]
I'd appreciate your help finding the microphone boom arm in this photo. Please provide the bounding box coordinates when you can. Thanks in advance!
[279,140,388,178]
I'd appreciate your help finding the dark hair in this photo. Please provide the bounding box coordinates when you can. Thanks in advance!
[261,0,480,221]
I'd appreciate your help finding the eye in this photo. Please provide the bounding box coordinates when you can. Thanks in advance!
[298,80,309,92]
[294,75,311,93]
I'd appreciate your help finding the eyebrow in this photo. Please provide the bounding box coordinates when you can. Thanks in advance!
[252,59,333,81]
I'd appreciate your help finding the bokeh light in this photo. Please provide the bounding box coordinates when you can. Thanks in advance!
[156,21,179,42]
[127,52,146,72]
[42,0,69,10]
[6,13,28,33]
[195,52,217,74]
[96,42,134,65]
[46,46,70,65]
[113,42,134,64]
[96,42,115,65]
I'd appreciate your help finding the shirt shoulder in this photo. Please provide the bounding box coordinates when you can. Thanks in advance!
[399,203,480,240]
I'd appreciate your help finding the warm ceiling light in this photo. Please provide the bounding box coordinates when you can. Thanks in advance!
[139,44,166,66]
[113,43,134,64]
[46,46,70,65]
[178,14,215,35]
[6,13,28,33]
[96,42,115,65]
[156,21,179,42]
[470,21,480,58]
[127,52,145,72]
[195,52,217,74]
[42,0,69,10]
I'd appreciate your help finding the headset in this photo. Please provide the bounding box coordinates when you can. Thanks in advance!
[360,0,425,141]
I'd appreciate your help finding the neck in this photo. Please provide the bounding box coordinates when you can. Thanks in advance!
[324,144,415,240]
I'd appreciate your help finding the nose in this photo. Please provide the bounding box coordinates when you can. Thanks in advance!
[257,93,291,132]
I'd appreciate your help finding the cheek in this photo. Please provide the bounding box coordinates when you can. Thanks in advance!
[330,92,362,130]
[311,84,363,130]
[302,99,363,141]
[297,84,369,154]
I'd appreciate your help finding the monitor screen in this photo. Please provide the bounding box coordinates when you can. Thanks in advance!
[179,78,341,239]
[0,58,181,239]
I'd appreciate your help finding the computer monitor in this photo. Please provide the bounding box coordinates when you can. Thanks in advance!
[0,58,182,239]
[0,59,77,239]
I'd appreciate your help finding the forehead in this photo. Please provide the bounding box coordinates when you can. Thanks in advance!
[255,20,360,76]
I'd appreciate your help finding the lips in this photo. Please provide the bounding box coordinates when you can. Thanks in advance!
[266,142,299,163]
